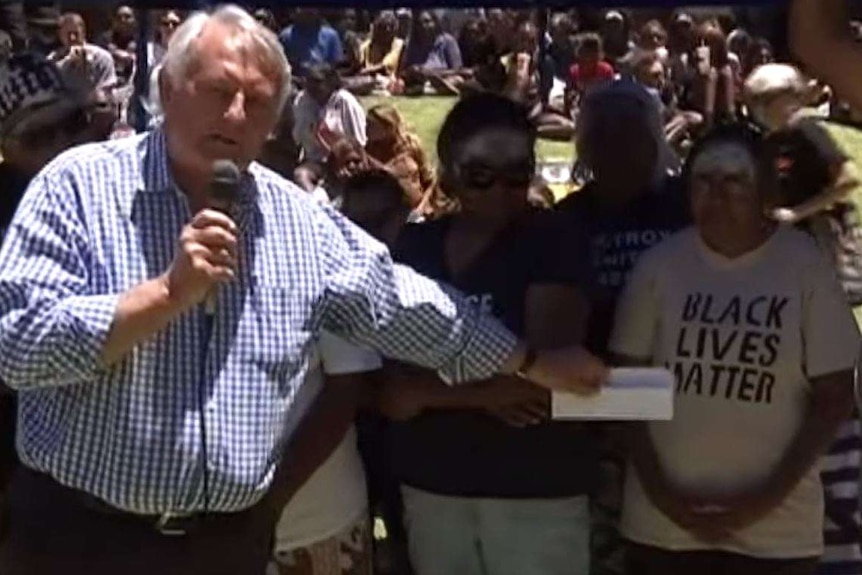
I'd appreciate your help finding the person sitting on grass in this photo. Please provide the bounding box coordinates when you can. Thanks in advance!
[398,10,464,96]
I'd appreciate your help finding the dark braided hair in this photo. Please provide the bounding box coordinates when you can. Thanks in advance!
[436,92,535,195]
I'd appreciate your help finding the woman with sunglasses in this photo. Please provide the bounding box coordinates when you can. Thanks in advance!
[611,126,858,575]
[378,92,594,575]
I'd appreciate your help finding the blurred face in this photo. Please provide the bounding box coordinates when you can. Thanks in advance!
[59,17,85,48]
[340,11,357,32]
[306,75,336,105]
[115,7,135,34]
[637,59,665,89]
[690,142,763,250]
[331,144,366,178]
[749,91,800,133]
[578,103,658,195]
[366,114,391,144]
[418,12,437,38]
[376,17,396,40]
[160,12,181,44]
[161,21,282,182]
[515,25,538,54]
[642,26,667,50]
[448,126,533,222]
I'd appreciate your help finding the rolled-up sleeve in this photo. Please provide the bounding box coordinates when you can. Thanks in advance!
[0,172,117,389]
[314,204,517,384]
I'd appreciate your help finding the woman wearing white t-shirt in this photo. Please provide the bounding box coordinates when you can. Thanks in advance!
[610,126,860,575]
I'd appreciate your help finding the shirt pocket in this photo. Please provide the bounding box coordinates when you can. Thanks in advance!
[239,285,312,384]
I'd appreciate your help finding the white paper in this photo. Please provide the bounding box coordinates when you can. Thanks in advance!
[552,367,675,421]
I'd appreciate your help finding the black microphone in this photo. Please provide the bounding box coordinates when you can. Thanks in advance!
[210,159,241,213]
[205,160,240,315]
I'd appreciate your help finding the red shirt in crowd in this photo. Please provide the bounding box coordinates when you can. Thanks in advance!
[570,60,615,92]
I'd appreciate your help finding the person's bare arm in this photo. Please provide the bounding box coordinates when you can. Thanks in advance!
[264,371,367,517]
[791,0,862,111]
[772,161,860,224]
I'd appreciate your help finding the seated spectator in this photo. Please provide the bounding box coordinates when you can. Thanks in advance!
[48,12,117,95]
[612,125,858,575]
[365,104,435,211]
[542,12,577,108]
[743,37,774,78]
[601,10,635,67]
[279,9,344,79]
[502,20,576,141]
[292,63,367,166]
[335,8,364,76]
[683,21,737,129]
[395,8,411,40]
[399,10,464,96]
[569,33,615,97]
[25,4,61,56]
[98,5,136,85]
[259,101,302,180]
[486,8,516,56]
[343,11,403,96]
[637,20,669,63]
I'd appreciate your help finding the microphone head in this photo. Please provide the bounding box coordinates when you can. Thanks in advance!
[210,159,241,205]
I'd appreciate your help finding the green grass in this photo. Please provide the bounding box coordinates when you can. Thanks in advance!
[359,96,573,164]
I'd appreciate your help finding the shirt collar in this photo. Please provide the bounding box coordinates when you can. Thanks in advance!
[123,126,259,220]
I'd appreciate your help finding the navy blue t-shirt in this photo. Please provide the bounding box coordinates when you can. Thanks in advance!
[552,177,691,357]
[389,212,598,498]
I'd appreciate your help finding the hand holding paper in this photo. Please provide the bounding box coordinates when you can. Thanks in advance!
[552,367,674,421]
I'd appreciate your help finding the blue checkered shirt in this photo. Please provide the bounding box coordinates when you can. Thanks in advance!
[0,128,517,514]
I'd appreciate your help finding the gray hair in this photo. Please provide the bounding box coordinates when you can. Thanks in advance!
[159,4,291,113]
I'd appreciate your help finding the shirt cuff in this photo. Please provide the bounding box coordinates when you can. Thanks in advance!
[439,313,519,385]
[60,293,120,377]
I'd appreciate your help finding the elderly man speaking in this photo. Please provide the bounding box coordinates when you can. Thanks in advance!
[0,6,605,574]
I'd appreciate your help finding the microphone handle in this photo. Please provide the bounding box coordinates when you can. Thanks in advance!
[204,200,233,317]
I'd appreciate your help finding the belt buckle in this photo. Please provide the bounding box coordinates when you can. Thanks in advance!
[155,512,196,536]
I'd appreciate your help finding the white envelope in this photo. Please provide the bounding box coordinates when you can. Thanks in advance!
[552,367,675,421]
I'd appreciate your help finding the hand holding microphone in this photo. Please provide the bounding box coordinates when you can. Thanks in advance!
[163,160,241,312]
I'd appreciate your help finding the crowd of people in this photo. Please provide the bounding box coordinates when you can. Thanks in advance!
[0,2,860,575]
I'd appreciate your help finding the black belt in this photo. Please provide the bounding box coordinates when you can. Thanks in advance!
[16,466,210,537]
[77,492,207,536]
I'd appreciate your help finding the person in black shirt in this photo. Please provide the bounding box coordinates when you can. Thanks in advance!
[552,80,689,575]
[0,51,104,511]
[379,92,596,575]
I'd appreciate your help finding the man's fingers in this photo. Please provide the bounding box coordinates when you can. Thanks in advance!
[192,226,238,252]
[192,209,238,234]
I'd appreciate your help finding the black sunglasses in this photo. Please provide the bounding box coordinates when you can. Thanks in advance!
[453,160,535,190]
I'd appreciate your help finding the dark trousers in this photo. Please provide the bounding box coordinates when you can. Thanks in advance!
[0,466,276,575]
[626,542,819,575]
[0,392,16,493]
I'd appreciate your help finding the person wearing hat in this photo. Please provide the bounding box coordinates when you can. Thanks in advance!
[0,49,107,524]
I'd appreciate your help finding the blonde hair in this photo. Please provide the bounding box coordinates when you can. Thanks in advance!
[368,104,423,158]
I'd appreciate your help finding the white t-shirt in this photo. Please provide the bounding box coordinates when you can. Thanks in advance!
[610,226,860,559]
[292,88,367,163]
[274,332,381,551]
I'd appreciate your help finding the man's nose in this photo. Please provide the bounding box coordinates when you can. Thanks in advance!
[225,91,247,123]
